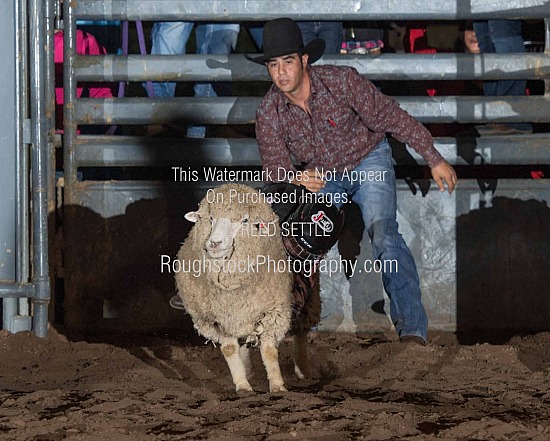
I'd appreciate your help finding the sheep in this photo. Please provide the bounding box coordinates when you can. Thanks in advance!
[173,183,317,392]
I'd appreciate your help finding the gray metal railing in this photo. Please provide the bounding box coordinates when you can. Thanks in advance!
[74,0,550,21]
[73,95,550,125]
[1,0,52,338]
[76,52,550,82]
[58,3,550,165]
[74,133,550,167]
[55,1,550,332]
[62,3,550,177]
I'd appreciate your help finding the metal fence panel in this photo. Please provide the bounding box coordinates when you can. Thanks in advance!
[0,0,19,332]
[0,0,52,337]
[76,53,550,82]
[57,1,550,334]
[74,96,550,125]
[74,0,550,21]
[72,134,550,167]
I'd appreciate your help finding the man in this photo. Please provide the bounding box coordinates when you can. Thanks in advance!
[246,18,457,345]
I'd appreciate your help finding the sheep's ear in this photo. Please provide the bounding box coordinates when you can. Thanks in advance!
[184,211,200,223]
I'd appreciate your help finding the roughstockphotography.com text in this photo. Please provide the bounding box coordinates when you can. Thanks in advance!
[160,254,398,279]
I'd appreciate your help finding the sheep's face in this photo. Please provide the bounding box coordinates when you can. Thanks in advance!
[185,211,251,260]
[205,214,250,259]
[185,184,279,260]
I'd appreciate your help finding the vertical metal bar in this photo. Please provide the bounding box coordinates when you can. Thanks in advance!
[63,0,77,202]
[1,0,20,330]
[16,0,31,321]
[54,0,62,30]
[45,0,56,145]
[120,20,129,97]
[43,0,56,324]
[60,0,77,331]
[136,21,155,97]
[29,0,52,338]
[106,20,128,135]
[545,18,550,96]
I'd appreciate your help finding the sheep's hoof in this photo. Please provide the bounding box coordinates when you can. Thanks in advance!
[270,383,287,393]
[235,382,253,393]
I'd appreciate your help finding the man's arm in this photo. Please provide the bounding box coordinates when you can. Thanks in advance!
[343,67,457,193]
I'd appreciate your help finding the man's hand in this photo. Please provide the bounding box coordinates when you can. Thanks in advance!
[431,161,457,194]
[291,168,325,192]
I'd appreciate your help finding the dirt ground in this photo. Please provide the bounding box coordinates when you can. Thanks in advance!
[0,327,549,441]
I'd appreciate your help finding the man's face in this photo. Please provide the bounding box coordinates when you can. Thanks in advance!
[265,53,309,95]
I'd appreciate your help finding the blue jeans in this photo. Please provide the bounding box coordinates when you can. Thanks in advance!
[149,22,239,98]
[194,23,240,98]
[296,21,343,54]
[247,23,264,51]
[149,22,193,98]
[318,139,428,341]
[148,22,239,137]
[473,20,527,97]
[473,20,531,131]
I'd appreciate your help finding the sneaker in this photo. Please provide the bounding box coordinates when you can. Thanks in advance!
[399,335,426,346]
[475,123,533,135]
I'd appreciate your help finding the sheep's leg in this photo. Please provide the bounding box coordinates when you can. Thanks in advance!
[259,338,286,393]
[293,331,310,379]
[220,337,253,392]
[239,345,254,379]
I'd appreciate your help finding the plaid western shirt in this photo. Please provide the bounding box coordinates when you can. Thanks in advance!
[256,65,444,181]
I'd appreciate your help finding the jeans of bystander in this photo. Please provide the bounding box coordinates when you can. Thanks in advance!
[148,22,239,137]
[473,20,527,97]
[296,21,343,54]
[473,20,532,133]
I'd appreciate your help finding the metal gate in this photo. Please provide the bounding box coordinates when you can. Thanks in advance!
[0,0,52,337]
[14,0,550,335]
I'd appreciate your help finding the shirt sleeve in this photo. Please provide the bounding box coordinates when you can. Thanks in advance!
[256,103,297,182]
[343,67,445,168]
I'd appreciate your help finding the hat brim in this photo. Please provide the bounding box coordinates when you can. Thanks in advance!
[245,38,326,65]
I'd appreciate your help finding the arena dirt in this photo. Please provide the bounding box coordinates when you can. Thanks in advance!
[0,327,548,440]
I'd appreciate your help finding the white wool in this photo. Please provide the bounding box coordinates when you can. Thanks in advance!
[174,183,296,392]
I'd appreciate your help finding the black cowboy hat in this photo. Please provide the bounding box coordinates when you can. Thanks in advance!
[245,18,326,65]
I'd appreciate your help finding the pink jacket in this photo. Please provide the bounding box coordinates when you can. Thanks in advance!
[55,30,113,129]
